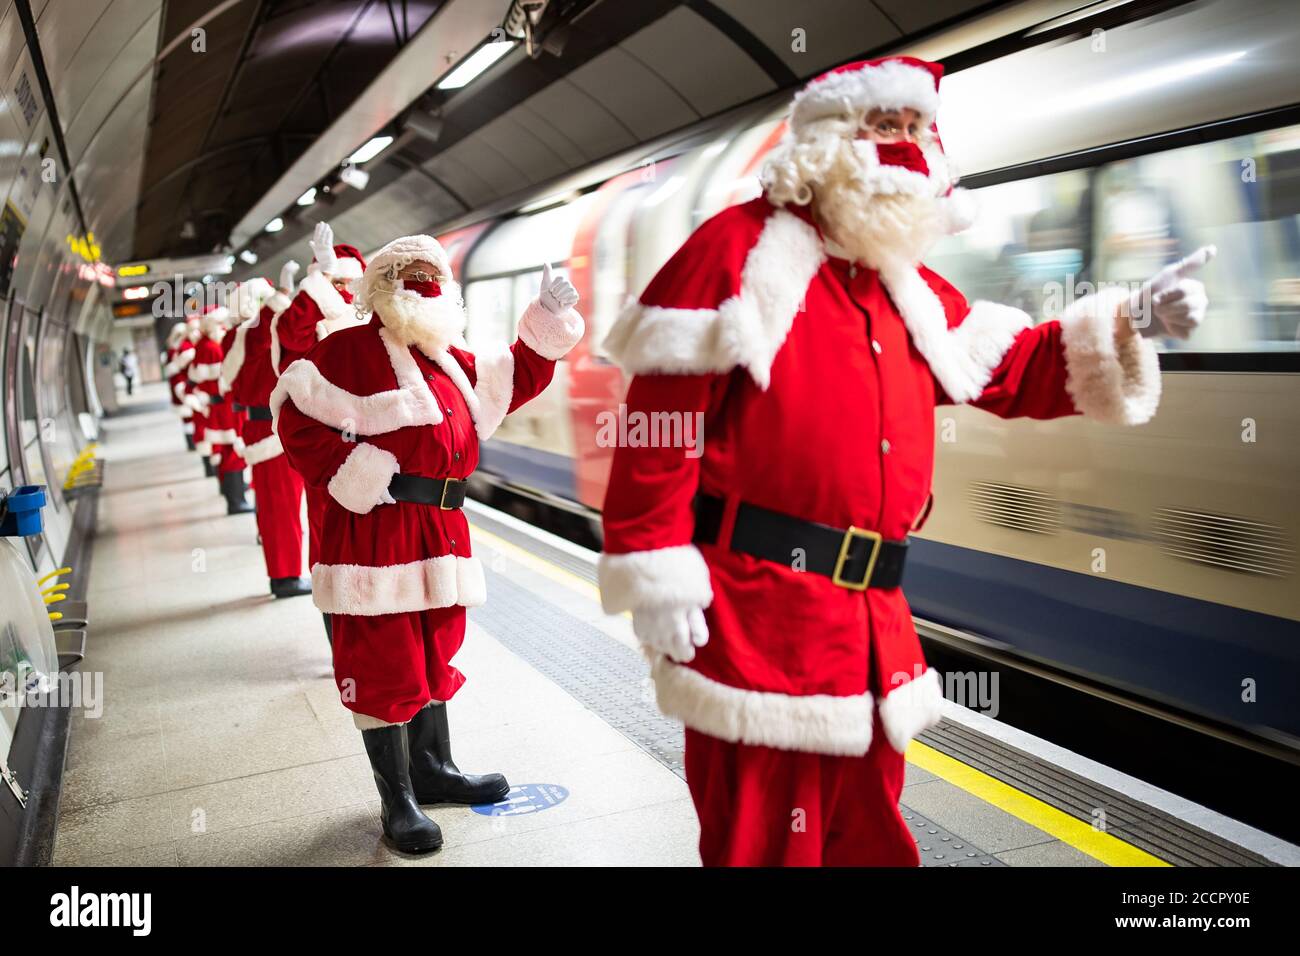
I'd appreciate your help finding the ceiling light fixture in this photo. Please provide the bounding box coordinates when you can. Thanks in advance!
[264,217,284,233]
[346,135,394,165]
[297,188,317,206]
[436,40,514,90]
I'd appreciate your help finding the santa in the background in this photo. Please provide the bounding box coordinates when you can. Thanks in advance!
[271,223,369,637]
[162,321,196,450]
[189,305,253,514]
[180,315,213,472]
[273,234,583,854]
[222,267,310,599]
[599,55,1213,867]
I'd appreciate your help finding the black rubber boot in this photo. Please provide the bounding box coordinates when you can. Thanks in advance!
[220,470,255,515]
[202,457,217,478]
[184,433,196,451]
[408,703,510,805]
[361,725,443,853]
[322,613,333,648]
[270,576,312,598]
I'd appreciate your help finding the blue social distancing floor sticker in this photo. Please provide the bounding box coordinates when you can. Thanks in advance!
[472,784,569,816]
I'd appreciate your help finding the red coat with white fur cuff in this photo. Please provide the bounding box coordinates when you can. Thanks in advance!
[599,197,1161,758]
[272,306,582,616]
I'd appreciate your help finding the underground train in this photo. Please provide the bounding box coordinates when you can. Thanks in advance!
[430,0,1300,756]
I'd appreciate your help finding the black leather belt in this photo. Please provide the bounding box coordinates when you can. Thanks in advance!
[244,405,273,421]
[208,393,225,405]
[693,493,908,590]
[387,474,468,510]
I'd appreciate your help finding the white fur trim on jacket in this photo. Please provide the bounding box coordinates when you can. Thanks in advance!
[242,432,284,465]
[878,268,1031,403]
[188,361,222,383]
[163,349,193,377]
[300,268,358,331]
[598,545,713,614]
[327,442,400,515]
[652,655,875,756]
[1059,288,1161,426]
[517,299,584,360]
[205,428,238,445]
[312,553,487,616]
[267,290,292,314]
[431,346,514,441]
[603,209,825,390]
[196,440,212,456]
[220,320,253,394]
[877,667,945,753]
[271,328,445,435]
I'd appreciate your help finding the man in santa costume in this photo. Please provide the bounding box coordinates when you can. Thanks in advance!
[162,321,196,450]
[271,223,369,638]
[222,266,311,598]
[273,235,583,853]
[598,56,1213,867]
[189,305,254,514]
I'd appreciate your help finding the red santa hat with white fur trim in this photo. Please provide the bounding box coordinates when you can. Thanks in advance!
[307,243,367,282]
[787,55,976,234]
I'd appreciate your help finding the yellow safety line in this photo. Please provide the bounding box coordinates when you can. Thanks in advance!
[906,740,1169,867]
[468,522,603,602]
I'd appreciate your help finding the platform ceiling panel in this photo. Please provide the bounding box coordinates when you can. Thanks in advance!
[618,6,777,118]
[472,111,572,188]
[564,44,699,142]
[714,0,904,75]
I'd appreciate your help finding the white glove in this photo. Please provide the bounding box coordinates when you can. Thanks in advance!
[1128,245,1215,340]
[631,606,709,663]
[310,222,337,274]
[539,262,579,316]
[279,260,300,293]
[378,487,396,506]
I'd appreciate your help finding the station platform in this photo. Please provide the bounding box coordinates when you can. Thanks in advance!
[51,383,1300,868]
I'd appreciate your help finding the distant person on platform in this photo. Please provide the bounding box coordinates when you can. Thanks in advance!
[598,55,1215,867]
[273,235,583,854]
[119,347,138,396]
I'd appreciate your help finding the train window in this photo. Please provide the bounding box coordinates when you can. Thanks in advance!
[925,124,1300,353]
[462,195,595,282]
[464,278,513,353]
[925,171,1091,322]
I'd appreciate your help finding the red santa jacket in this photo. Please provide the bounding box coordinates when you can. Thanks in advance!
[163,339,195,411]
[221,290,293,464]
[598,196,1160,758]
[271,269,366,375]
[271,297,584,617]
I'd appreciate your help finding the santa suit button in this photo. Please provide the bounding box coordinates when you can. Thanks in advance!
[872,340,882,354]
[453,452,461,461]
[881,438,891,454]
[849,264,858,278]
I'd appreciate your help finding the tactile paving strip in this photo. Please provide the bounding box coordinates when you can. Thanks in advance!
[471,567,687,777]
[470,553,998,865]
[905,808,1006,867]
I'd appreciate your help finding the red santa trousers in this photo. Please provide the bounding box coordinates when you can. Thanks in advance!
[683,712,919,867]
[332,604,467,725]
[247,429,305,579]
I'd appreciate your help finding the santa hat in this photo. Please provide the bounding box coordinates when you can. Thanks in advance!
[309,243,366,281]
[353,235,454,314]
[200,303,230,336]
[167,321,188,347]
[787,56,975,234]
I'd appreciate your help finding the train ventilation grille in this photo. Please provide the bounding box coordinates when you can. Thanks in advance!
[1152,509,1294,577]
[968,481,1061,535]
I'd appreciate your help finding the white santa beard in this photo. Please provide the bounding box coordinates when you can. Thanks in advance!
[813,140,946,270]
[373,288,467,355]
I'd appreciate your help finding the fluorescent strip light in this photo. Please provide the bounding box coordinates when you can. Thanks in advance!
[436,40,514,90]
[239,249,258,264]
[264,217,284,233]
[346,136,393,165]
[297,187,317,206]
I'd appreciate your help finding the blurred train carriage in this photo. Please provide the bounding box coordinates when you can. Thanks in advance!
[426,0,1300,756]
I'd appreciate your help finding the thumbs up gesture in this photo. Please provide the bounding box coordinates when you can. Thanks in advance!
[539,262,579,316]
[1127,245,1215,340]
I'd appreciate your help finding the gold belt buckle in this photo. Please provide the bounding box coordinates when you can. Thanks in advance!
[439,479,457,510]
[832,526,882,591]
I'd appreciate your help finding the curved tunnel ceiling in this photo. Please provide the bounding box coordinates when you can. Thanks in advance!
[230,0,1004,282]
